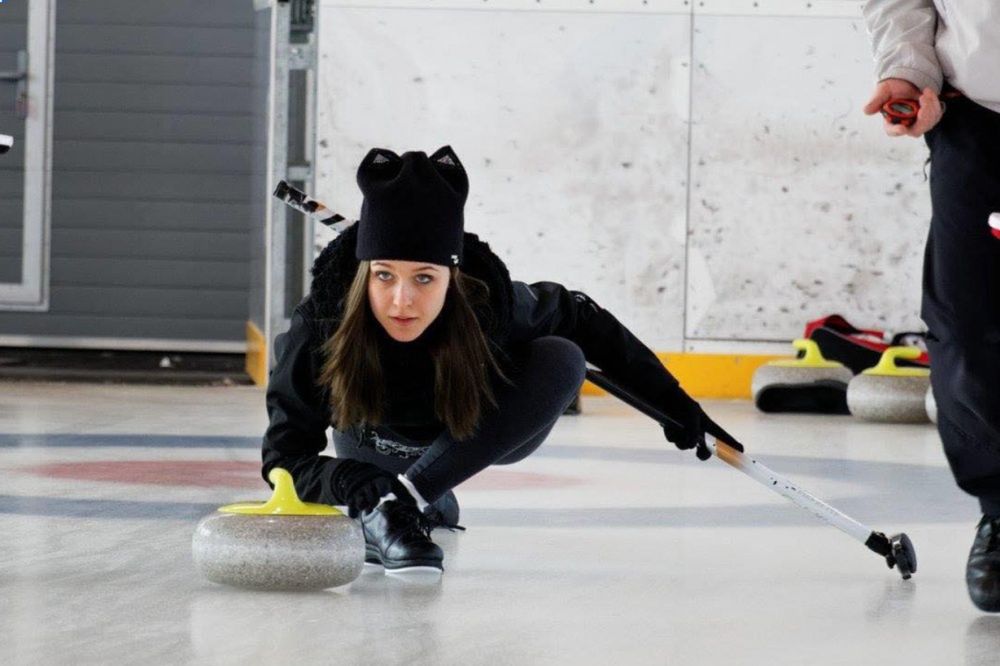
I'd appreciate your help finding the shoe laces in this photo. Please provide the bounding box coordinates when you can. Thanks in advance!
[423,508,466,533]
[385,501,437,539]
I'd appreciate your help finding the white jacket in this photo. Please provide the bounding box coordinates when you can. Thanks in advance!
[863,0,1000,113]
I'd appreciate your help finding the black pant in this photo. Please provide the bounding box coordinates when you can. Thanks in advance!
[332,336,587,504]
[923,96,1000,516]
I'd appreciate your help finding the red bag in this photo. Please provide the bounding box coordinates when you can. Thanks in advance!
[804,315,929,374]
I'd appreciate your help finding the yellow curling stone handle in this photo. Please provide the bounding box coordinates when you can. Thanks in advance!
[862,346,930,377]
[770,338,844,369]
[219,468,343,516]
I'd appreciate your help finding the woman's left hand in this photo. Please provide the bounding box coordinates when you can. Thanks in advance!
[662,391,744,461]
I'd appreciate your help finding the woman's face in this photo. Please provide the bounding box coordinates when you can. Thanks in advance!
[368,260,450,342]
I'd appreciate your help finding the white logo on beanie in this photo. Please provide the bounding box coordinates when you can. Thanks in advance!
[451,254,459,265]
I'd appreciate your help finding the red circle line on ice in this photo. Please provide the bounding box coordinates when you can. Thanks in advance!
[18,460,586,490]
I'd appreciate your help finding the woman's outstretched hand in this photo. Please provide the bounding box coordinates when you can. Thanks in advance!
[662,388,744,461]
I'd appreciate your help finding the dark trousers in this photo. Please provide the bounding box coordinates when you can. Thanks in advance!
[332,336,587,504]
[923,96,1000,516]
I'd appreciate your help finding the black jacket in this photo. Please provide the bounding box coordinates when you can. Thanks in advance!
[262,224,683,504]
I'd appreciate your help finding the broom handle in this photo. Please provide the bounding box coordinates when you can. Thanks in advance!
[585,369,874,544]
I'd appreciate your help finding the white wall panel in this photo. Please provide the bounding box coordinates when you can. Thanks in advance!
[315,7,692,349]
[314,4,931,353]
[686,16,929,343]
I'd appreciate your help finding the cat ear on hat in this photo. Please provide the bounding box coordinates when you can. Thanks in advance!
[430,145,462,168]
[429,145,469,202]
[357,148,402,192]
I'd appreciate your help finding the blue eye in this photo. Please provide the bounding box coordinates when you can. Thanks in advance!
[415,275,434,285]
[374,271,393,281]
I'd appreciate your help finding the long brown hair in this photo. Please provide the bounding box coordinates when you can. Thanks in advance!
[319,261,505,440]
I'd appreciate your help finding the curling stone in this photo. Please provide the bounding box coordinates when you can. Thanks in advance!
[752,338,853,413]
[192,468,364,591]
[846,346,930,423]
[925,385,937,424]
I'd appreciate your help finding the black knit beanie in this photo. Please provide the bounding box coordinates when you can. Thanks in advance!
[355,145,469,267]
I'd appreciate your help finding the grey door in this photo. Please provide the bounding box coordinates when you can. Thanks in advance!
[0,1,26,286]
[0,0,255,350]
[0,0,54,310]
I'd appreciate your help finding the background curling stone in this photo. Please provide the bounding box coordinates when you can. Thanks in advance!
[752,338,853,414]
[847,346,931,423]
[192,468,364,591]
[926,386,937,424]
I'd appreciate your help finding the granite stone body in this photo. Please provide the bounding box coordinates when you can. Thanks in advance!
[847,375,931,423]
[925,386,938,424]
[192,513,365,591]
[751,365,854,403]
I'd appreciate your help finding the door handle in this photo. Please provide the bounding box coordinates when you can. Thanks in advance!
[0,50,28,82]
[0,50,28,118]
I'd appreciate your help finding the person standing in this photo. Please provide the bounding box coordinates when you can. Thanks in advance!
[863,1,1000,611]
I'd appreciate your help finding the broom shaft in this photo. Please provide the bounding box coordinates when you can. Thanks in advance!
[585,369,873,544]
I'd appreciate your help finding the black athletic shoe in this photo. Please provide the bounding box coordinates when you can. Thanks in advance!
[424,490,463,531]
[361,499,444,573]
[967,515,1000,612]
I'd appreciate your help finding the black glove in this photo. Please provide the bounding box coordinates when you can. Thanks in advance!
[330,459,413,514]
[661,386,744,461]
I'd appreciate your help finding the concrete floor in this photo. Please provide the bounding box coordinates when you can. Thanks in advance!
[1,381,996,665]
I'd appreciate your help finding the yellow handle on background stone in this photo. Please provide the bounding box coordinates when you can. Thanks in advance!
[862,346,930,377]
[769,338,845,369]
